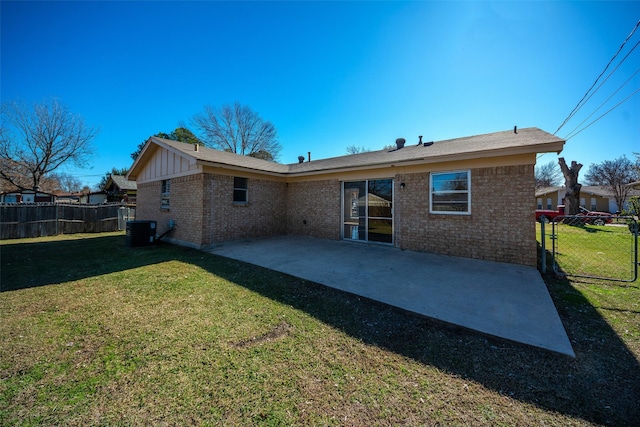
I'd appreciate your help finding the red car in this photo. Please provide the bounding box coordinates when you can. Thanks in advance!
[576,206,614,225]
[535,205,613,225]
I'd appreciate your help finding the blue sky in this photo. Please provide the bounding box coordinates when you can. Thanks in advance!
[2,1,639,189]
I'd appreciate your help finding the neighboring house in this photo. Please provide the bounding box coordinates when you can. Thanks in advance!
[86,192,108,204]
[53,191,109,204]
[536,185,640,213]
[0,190,54,203]
[127,127,565,267]
[104,174,137,204]
[53,191,83,203]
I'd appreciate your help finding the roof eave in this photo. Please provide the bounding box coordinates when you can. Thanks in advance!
[195,160,288,177]
[289,141,565,177]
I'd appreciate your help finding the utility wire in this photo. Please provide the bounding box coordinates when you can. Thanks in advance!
[565,86,640,141]
[554,20,640,135]
[563,66,640,140]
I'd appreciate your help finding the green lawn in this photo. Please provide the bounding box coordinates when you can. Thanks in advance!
[537,222,637,281]
[1,232,639,426]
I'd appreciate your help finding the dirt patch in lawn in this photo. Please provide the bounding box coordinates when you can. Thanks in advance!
[230,321,293,349]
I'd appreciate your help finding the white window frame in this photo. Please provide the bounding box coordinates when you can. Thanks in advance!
[429,170,471,215]
[537,198,543,209]
[161,179,171,209]
[233,177,248,204]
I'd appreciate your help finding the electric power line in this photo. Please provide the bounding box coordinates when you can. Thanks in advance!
[554,20,640,135]
[563,66,640,140]
[565,86,640,141]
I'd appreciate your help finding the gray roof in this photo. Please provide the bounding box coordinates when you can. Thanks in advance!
[109,174,137,191]
[154,137,290,174]
[536,185,640,198]
[134,127,564,178]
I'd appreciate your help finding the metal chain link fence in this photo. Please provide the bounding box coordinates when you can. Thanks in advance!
[542,216,638,282]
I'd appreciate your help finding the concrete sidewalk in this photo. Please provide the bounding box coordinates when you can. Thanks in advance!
[208,235,574,356]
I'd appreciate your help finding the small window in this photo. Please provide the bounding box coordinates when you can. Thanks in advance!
[580,197,586,208]
[161,179,170,209]
[430,170,470,214]
[546,198,552,210]
[537,198,543,209]
[591,198,597,211]
[233,177,248,203]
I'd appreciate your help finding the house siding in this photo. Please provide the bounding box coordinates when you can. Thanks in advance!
[395,165,536,266]
[208,174,287,244]
[137,164,536,265]
[286,179,341,240]
[137,175,205,247]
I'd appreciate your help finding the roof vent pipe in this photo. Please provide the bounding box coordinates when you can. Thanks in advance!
[195,144,199,152]
[395,138,406,150]
[514,126,517,134]
[418,135,423,145]
[308,151,311,162]
[298,155,305,164]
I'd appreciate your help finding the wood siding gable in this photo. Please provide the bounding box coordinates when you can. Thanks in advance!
[136,145,199,183]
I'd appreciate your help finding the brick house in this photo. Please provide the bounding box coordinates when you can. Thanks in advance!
[127,127,565,266]
[536,185,640,213]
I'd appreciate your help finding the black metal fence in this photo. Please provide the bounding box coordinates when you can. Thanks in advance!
[0,203,127,240]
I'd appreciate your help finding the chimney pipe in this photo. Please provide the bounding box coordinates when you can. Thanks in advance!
[514,126,517,134]
[395,138,406,150]
[308,151,311,162]
[418,135,423,145]
[195,144,199,152]
[298,155,305,164]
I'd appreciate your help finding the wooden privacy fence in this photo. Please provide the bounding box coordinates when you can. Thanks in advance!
[0,203,131,239]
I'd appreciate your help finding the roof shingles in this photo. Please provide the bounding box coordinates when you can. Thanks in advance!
[140,127,564,178]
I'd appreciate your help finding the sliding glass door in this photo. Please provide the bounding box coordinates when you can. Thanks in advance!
[342,179,393,244]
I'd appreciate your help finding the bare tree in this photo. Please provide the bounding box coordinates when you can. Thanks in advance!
[535,160,562,190]
[583,156,640,213]
[0,99,98,191]
[559,158,583,215]
[192,103,281,161]
[346,145,370,154]
[52,172,84,193]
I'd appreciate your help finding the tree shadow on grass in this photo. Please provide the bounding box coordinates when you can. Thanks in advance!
[0,235,173,292]
[207,246,640,426]
[2,235,639,425]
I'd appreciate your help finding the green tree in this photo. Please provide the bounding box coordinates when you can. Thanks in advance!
[97,166,130,191]
[130,127,201,161]
[0,98,98,191]
[192,103,281,161]
[583,155,640,213]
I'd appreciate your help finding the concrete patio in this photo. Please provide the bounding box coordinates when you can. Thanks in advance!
[208,235,574,357]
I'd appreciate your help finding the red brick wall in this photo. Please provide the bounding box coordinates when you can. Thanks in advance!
[137,165,536,265]
[395,165,536,266]
[136,175,205,247]
[286,179,341,239]
[208,174,287,244]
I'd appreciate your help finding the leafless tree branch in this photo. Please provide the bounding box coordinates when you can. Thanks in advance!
[0,98,98,191]
[193,102,281,161]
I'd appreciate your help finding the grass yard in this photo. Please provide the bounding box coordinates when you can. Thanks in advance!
[1,232,639,426]
[537,222,637,281]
